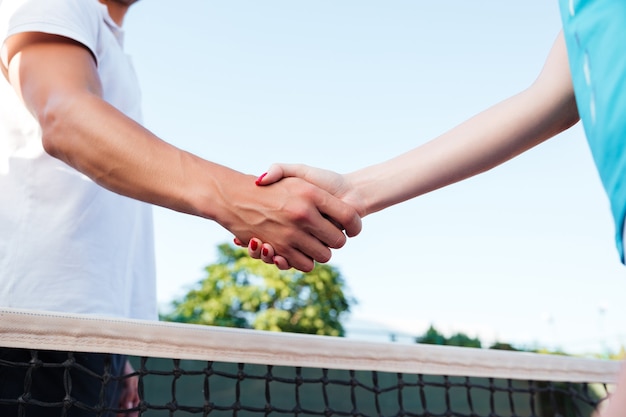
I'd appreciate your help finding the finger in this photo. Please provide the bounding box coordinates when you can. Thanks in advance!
[341,213,362,238]
[285,252,315,272]
[273,238,318,271]
[256,163,310,186]
[272,255,290,270]
[251,234,320,272]
[233,237,246,247]
[292,231,333,265]
[316,194,362,239]
[247,238,262,259]
[271,190,348,259]
[306,208,358,249]
[248,240,292,269]
[255,163,286,185]
[260,243,275,264]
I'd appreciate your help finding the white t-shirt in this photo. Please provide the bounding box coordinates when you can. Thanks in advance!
[0,0,157,320]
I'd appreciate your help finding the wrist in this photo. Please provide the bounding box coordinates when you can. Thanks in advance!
[343,172,370,218]
[189,164,255,233]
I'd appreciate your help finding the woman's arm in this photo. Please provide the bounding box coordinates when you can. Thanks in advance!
[252,31,579,267]
[346,31,578,216]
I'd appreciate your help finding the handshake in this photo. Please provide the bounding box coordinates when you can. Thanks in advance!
[233,163,369,272]
[228,33,584,273]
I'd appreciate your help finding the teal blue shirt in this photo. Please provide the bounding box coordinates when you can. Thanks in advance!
[559,0,626,262]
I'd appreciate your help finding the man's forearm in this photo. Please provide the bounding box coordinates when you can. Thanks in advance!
[39,91,235,220]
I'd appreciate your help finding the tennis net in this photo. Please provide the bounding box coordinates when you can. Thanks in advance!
[0,307,621,416]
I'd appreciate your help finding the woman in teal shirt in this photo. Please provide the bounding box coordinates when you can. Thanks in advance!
[249,2,626,414]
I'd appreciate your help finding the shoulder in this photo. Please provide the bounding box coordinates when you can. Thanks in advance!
[2,0,105,50]
[2,0,103,21]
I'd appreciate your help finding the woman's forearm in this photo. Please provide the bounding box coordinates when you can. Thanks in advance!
[349,32,579,216]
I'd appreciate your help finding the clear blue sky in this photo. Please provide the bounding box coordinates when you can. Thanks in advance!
[123,0,625,355]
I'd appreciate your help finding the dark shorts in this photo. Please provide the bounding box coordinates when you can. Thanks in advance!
[0,347,125,417]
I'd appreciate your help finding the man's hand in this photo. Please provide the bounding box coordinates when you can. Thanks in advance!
[218,172,361,272]
[593,363,626,417]
[235,163,366,270]
[117,360,140,417]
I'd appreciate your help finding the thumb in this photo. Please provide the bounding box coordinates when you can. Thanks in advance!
[255,163,307,186]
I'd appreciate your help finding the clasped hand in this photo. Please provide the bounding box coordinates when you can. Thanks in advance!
[235,164,365,271]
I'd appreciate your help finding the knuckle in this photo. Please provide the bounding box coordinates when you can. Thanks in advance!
[339,205,358,222]
[330,233,347,249]
[303,262,315,272]
[289,204,313,224]
[314,248,332,264]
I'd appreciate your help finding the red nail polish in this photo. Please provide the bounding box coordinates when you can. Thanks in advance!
[250,240,258,251]
[255,173,267,186]
[262,247,269,257]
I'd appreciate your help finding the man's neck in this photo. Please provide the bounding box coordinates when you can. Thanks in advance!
[100,1,130,26]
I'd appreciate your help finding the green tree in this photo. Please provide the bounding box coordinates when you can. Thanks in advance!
[162,243,355,336]
[415,325,447,345]
[446,332,482,348]
[488,342,519,351]
[416,325,482,348]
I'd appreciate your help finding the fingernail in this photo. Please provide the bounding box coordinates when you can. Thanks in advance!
[262,247,269,256]
[250,240,258,251]
[233,238,241,246]
[274,258,280,266]
[255,173,267,186]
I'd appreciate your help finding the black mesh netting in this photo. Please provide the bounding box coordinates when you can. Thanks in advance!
[0,349,610,417]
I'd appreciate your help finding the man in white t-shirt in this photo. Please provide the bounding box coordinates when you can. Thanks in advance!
[0,0,362,414]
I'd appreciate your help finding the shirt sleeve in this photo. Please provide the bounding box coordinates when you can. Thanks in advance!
[3,0,102,63]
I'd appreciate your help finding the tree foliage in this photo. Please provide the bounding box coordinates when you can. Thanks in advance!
[161,243,355,336]
[416,325,482,348]
[488,342,519,351]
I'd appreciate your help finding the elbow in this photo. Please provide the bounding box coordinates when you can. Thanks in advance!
[524,77,581,139]
[556,94,581,133]
[40,128,60,160]
[39,102,70,161]
[566,101,581,128]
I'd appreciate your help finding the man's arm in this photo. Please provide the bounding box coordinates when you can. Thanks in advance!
[2,32,361,272]
[596,363,626,417]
